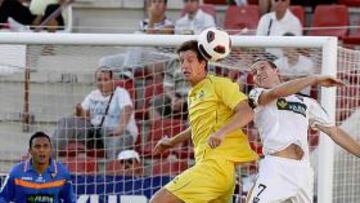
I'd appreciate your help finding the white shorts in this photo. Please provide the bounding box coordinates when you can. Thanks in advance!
[247,155,314,203]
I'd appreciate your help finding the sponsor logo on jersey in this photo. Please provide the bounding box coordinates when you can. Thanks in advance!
[26,194,54,203]
[21,176,33,181]
[277,98,307,117]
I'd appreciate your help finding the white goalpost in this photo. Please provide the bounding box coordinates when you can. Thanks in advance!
[0,32,355,203]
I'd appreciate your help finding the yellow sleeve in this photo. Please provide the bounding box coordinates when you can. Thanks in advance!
[215,77,247,110]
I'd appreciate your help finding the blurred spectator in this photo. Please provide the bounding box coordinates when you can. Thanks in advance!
[175,0,215,35]
[0,0,65,32]
[274,32,315,95]
[256,0,302,59]
[256,0,302,36]
[53,67,138,159]
[116,150,143,176]
[149,59,190,120]
[141,0,174,34]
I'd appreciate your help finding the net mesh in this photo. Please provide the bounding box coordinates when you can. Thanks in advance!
[0,42,358,202]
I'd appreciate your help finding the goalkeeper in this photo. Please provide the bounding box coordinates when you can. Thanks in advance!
[150,40,258,203]
[0,131,76,203]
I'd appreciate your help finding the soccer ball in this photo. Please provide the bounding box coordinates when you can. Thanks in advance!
[197,28,231,61]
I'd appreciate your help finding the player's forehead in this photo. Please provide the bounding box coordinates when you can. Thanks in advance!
[250,61,271,73]
[32,137,51,146]
[179,50,197,59]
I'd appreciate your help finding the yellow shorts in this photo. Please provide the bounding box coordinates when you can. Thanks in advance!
[165,158,235,203]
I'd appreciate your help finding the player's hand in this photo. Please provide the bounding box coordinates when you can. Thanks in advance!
[153,136,174,155]
[316,75,345,87]
[171,97,184,112]
[207,133,224,149]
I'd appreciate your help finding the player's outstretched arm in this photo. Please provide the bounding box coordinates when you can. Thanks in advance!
[208,100,254,148]
[153,127,192,155]
[316,125,360,158]
[257,75,345,106]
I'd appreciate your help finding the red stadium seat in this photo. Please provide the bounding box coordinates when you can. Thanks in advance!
[203,0,226,5]
[180,4,216,18]
[307,5,349,38]
[152,159,188,176]
[342,22,360,45]
[336,70,360,121]
[61,155,98,174]
[338,0,360,6]
[114,79,136,101]
[248,0,259,4]
[135,82,164,120]
[140,119,186,158]
[290,6,305,26]
[58,141,85,157]
[224,5,260,35]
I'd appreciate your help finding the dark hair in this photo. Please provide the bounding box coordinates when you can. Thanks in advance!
[177,40,207,63]
[29,131,51,149]
[95,67,113,79]
[148,0,167,5]
[252,58,278,69]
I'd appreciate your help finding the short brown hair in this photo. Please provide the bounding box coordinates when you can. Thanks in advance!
[177,40,207,63]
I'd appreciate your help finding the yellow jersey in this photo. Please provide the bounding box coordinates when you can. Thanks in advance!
[188,74,258,163]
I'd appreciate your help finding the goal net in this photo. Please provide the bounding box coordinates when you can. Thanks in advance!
[0,33,358,203]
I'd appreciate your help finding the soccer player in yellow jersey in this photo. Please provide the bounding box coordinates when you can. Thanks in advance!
[150,40,259,203]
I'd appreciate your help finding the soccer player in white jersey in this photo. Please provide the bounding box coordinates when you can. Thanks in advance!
[241,59,360,203]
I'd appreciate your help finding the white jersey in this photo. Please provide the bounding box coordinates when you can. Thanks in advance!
[249,88,334,161]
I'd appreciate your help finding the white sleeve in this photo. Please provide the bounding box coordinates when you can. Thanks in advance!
[294,18,303,36]
[256,16,268,36]
[308,98,334,130]
[81,93,91,111]
[115,88,133,109]
[248,88,266,107]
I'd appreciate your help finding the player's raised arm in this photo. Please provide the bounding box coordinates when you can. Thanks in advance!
[308,97,360,158]
[153,127,192,155]
[208,100,254,149]
[250,60,344,106]
[316,125,360,158]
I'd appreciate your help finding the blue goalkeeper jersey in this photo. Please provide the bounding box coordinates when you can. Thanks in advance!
[0,158,76,203]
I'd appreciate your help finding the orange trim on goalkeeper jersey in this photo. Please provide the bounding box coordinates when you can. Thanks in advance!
[14,179,65,189]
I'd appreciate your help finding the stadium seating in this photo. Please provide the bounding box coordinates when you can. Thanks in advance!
[152,159,188,176]
[134,82,164,120]
[290,5,305,26]
[342,22,360,44]
[61,155,98,174]
[140,119,186,158]
[338,0,360,6]
[58,141,85,157]
[114,79,136,101]
[307,5,349,38]
[180,4,216,18]
[203,0,226,5]
[224,5,260,35]
[336,70,360,121]
[248,0,259,4]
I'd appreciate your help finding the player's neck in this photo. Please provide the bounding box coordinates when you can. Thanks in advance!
[32,159,50,174]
